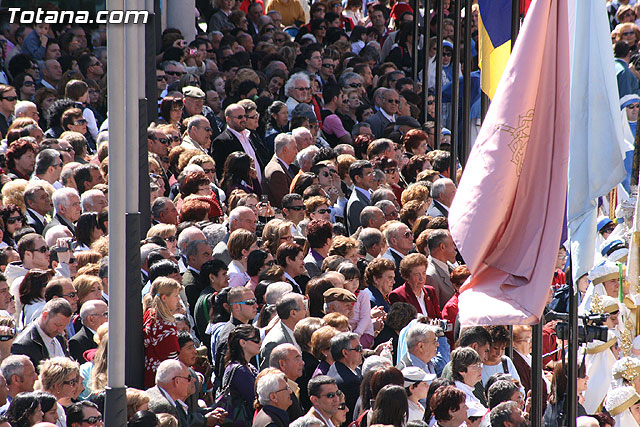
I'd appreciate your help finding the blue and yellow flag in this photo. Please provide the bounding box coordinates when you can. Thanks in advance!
[478,0,512,99]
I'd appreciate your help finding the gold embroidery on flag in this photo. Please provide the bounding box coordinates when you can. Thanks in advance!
[498,109,535,177]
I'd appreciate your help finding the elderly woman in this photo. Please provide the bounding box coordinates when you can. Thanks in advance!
[388,253,442,320]
[39,356,83,426]
[429,385,469,427]
[5,138,38,180]
[227,229,259,288]
[403,129,430,156]
[146,223,178,256]
[451,347,486,412]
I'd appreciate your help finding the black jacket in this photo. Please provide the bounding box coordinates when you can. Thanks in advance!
[68,325,97,363]
[11,322,69,370]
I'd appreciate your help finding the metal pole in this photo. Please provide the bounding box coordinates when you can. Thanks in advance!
[412,0,420,92]
[460,0,471,167]
[531,321,544,426]
[449,0,460,183]
[105,0,127,425]
[422,0,431,125]
[567,255,578,426]
[124,0,145,389]
[434,0,444,148]
[511,0,521,45]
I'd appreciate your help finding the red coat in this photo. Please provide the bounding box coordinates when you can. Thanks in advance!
[388,283,442,319]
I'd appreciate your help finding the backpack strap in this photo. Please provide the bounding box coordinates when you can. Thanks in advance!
[501,355,509,374]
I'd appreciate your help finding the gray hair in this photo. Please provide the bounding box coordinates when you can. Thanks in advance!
[80,189,105,212]
[351,122,371,137]
[156,359,185,384]
[184,239,208,260]
[269,343,299,370]
[177,226,205,252]
[14,101,37,117]
[290,416,325,427]
[406,323,438,351]
[161,60,186,72]
[360,206,383,228]
[140,243,161,265]
[44,224,72,247]
[274,133,295,155]
[256,370,287,406]
[276,293,303,320]
[34,148,62,176]
[338,71,362,88]
[371,188,396,205]
[362,355,391,378]
[1,355,30,385]
[358,228,383,251]
[374,199,396,213]
[228,206,253,230]
[264,282,293,305]
[285,72,310,97]
[383,222,406,245]
[295,146,319,171]
[330,332,359,362]
[431,178,452,200]
[187,115,208,132]
[151,197,173,221]
[203,223,227,250]
[52,187,79,212]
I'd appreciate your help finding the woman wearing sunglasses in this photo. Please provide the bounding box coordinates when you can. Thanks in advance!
[0,204,25,249]
[38,356,82,427]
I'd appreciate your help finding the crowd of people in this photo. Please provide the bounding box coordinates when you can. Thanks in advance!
[0,1,634,427]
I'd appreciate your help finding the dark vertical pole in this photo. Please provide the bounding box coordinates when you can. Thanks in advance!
[511,0,521,44]
[531,321,544,426]
[422,0,431,125]
[460,0,471,166]
[449,0,460,183]
[567,257,578,427]
[412,0,420,92]
[434,0,444,148]
[145,6,158,124]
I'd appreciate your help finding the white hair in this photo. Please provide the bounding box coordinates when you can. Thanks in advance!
[256,370,286,406]
[284,72,310,97]
[156,360,185,384]
[182,164,204,175]
[431,178,453,200]
[79,300,106,323]
[274,133,295,155]
[264,282,293,305]
[80,189,104,212]
[295,146,319,171]
[177,226,205,252]
[203,223,227,250]
[52,187,79,212]
[44,224,72,247]
[292,127,312,140]
[362,355,391,377]
[290,416,325,427]
[406,323,438,351]
[14,101,36,117]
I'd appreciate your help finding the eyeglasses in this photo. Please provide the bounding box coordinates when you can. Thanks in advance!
[295,87,311,92]
[73,119,88,125]
[629,104,640,110]
[403,231,412,238]
[384,168,397,174]
[337,403,347,410]
[166,71,185,76]
[63,378,79,386]
[156,75,167,81]
[321,171,331,178]
[315,208,331,214]
[328,169,338,175]
[91,312,109,319]
[6,216,24,224]
[275,385,291,393]
[62,291,77,298]
[1,96,17,101]
[319,390,343,399]
[285,205,305,211]
[427,99,435,105]
[623,31,636,36]
[29,246,48,253]
[386,99,400,104]
[171,105,184,111]
[82,416,103,425]
[349,82,362,88]
[231,298,257,306]
[469,363,483,369]
[346,345,363,352]
[231,114,246,120]
[0,329,16,341]
[155,137,170,145]
[69,258,77,264]
[174,375,194,382]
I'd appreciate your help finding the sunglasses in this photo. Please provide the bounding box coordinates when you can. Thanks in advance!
[62,291,77,298]
[315,208,331,214]
[321,171,331,178]
[82,416,102,425]
[29,246,48,253]
[73,119,88,125]
[63,378,79,386]
[202,168,215,174]
[427,100,435,105]
[384,168,397,174]
[349,83,362,88]
[285,205,305,211]
[6,216,24,224]
[23,81,35,87]
[0,329,16,341]
[347,345,363,352]
[338,403,347,410]
[246,335,261,343]
[295,87,311,91]
[322,63,335,68]
[1,96,17,101]
[232,298,257,306]
[166,71,185,76]
[443,51,452,57]
[319,390,343,399]
[174,375,194,382]
[156,75,167,81]
[166,235,177,242]
[403,231,412,238]
[387,99,400,104]
[623,31,636,36]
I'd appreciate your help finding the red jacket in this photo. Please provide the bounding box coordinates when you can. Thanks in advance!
[389,283,442,319]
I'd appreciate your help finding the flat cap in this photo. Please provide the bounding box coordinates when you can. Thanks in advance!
[323,287,357,303]
[182,86,205,99]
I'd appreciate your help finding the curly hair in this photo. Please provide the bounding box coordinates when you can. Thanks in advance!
[429,385,466,422]
[5,138,37,170]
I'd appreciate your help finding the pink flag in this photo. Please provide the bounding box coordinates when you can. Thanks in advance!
[449,0,569,325]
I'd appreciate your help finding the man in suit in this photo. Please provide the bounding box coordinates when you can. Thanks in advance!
[181,115,213,154]
[182,86,222,141]
[382,222,414,288]
[32,149,63,190]
[269,344,305,422]
[260,293,306,369]
[426,178,456,218]
[327,332,362,423]
[146,360,193,427]
[253,370,292,427]
[306,375,341,427]
[68,300,108,362]
[211,103,265,181]
[263,133,299,208]
[182,239,213,314]
[11,299,72,370]
[44,187,81,237]
[346,160,375,235]
[365,88,399,138]
[24,184,53,235]
[304,220,333,278]
[277,243,309,294]
[425,229,458,309]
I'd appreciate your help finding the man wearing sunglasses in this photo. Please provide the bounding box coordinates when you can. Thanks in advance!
[364,88,398,138]
[326,331,363,423]
[382,221,414,288]
[66,400,103,427]
[307,375,342,427]
[346,160,375,235]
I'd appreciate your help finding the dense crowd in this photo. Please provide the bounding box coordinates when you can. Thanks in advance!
[0,1,635,427]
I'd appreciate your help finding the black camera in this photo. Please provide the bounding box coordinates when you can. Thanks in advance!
[554,311,610,344]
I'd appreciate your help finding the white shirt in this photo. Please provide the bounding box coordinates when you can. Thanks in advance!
[27,208,46,225]
[36,322,66,358]
[430,256,451,274]
[415,288,428,316]
[228,127,262,182]
[312,406,335,427]
[454,380,486,412]
[408,399,425,422]
[228,260,249,288]
[380,109,396,123]
[353,186,371,201]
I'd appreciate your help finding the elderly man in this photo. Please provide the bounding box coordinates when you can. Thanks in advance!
[323,288,357,319]
[254,370,293,427]
[427,178,456,218]
[38,59,62,90]
[396,323,439,374]
[182,115,213,154]
[32,149,62,189]
[212,206,257,265]
[68,300,108,362]
[24,183,53,235]
[292,127,314,152]
[327,332,362,422]
[11,299,72,369]
[43,187,80,236]
[80,189,107,213]
[365,88,399,138]
[183,239,213,313]
[151,197,179,225]
[264,133,299,208]
[425,230,458,309]
[182,86,221,140]
[306,376,341,427]
[269,344,305,421]
[14,100,40,122]
[211,104,264,181]
[359,206,385,231]
[346,160,375,235]
[382,221,414,288]
[0,355,37,413]
[358,227,385,261]
[285,73,313,120]
[260,293,307,369]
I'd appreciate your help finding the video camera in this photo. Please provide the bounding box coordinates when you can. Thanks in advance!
[552,310,609,344]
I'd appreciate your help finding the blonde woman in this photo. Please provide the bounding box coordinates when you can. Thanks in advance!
[142,277,183,388]
[146,223,178,256]
[78,323,108,400]
[38,356,82,427]
[73,275,103,308]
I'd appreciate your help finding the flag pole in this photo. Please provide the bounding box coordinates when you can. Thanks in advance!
[566,254,578,427]
[531,320,543,426]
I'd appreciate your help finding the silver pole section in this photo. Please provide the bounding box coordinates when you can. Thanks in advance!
[105,0,127,424]
[449,0,460,183]
[126,3,140,212]
[434,0,444,148]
